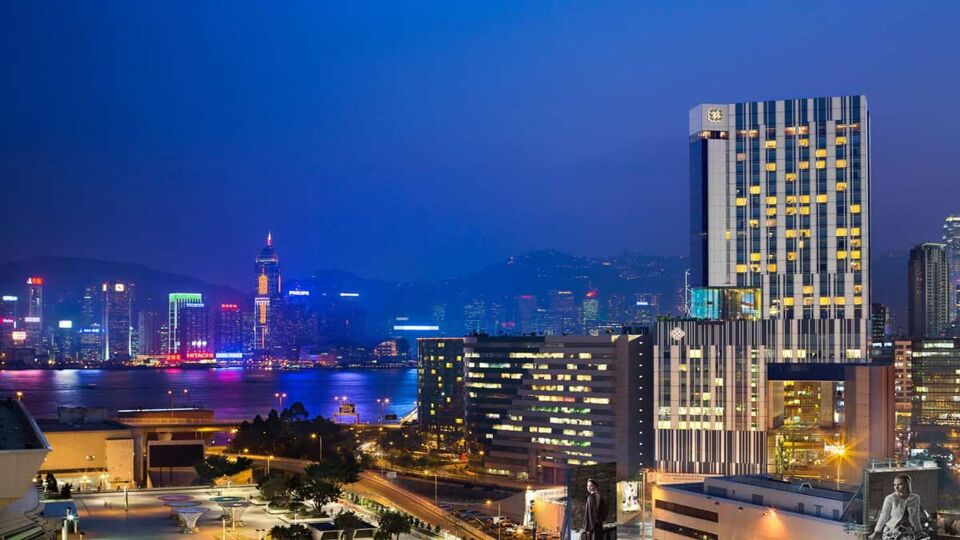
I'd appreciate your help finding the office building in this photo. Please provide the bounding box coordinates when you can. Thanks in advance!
[464,333,652,482]
[892,340,913,426]
[177,302,209,357]
[944,215,960,323]
[690,96,870,362]
[516,295,538,335]
[217,303,244,354]
[102,282,133,361]
[0,295,17,352]
[24,277,43,348]
[908,243,949,338]
[911,338,960,426]
[254,233,281,356]
[137,309,164,356]
[167,293,202,354]
[871,303,891,343]
[417,338,465,447]
[51,320,78,362]
[81,284,102,327]
[79,325,104,363]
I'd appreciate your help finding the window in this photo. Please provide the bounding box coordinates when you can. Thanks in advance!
[655,520,718,540]
[765,163,776,171]
[764,140,777,149]
[655,500,719,523]
[815,148,827,158]
[836,159,847,168]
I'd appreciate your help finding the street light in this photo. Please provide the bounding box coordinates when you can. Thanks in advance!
[377,397,390,425]
[275,392,287,410]
[826,441,848,489]
[267,455,274,475]
[182,388,189,407]
[15,391,23,401]
[167,389,173,410]
[486,499,501,540]
[310,433,323,461]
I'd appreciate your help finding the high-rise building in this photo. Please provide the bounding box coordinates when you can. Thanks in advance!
[911,338,960,426]
[654,318,769,476]
[254,233,281,355]
[892,340,913,427]
[546,290,579,335]
[24,277,44,348]
[78,325,104,363]
[417,338,465,447]
[168,293,202,354]
[581,291,600,335]
[516,295,538,335]
[216,304,243,354]
[908,243,949,338]
[0,295,18,352]
[177,302,209,357]
[871,303,891,343]
[80,285,102,328]
[51,320,78,362]
[464,333,653,482]
[137,309,164,356]
[690,96,870,362]
[102,282,133,361]
[944,215,960,323]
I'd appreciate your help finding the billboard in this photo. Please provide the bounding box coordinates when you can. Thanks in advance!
[864,464,939,533]
[567,463,616,539]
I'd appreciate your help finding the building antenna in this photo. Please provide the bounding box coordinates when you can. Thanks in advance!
[684,269,692,317]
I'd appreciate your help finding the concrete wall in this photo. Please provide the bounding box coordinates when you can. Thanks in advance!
[41,430,137,485]
[652,484,847,540]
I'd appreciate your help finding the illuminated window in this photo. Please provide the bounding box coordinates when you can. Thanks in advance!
[851,227,861,236]
[799,161,810,170]
[815,148,827,158]
[737,153,746,161]
[837,251,847,259]
[725,230,731,240]
[799,126,809,135]
[819,297,831,306]
[736,197,747,206]
[750,253,762,262]
[766,207,777,216]
[854,284,863,294]
[799,206,810,215]
[786,173,797,182]
[736,264,748,273]
[786,195,797,204]
[836,136,847,145]
[799,195,810,203]
[851,250,861,260]
[798,138,809,147]
[785,127,796,135]
[784,297,795,306]
[749,219,759,228]
[854,296,863,305]
[767,263,777,272]
[836,228,848,236]
[765,140,777,149]
[786,230,797,238]
[802,285,814,294]
[816,194,828,203]
[750,185,762,195]
[765,163,776,171]
[836,159,847,169]
[851,204,861,213]
[787,252,797,261]
[766,196,777,205]
[816,160,826,169]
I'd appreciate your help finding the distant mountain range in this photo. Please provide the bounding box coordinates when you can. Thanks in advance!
[0,250,909,336]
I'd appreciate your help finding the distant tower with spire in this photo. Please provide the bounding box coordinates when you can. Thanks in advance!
[254,232,281,355]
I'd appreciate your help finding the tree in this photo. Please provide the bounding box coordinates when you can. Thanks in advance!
[270,524,312,540]
[375,511,411,540]
[259,472,303,509]
[195,455,252,483]
[334,511,368,532]
[304,459,360,485]
[298,475,341,514]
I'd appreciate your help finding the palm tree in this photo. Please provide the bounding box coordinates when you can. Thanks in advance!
[375,511,411,540]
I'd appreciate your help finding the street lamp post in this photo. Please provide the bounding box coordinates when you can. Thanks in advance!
[15,391,23,401]
[275,392,287,410]
[486,500,501,540]
[167,389,173,410]
[311,433,323,461]
[827,441,847,489]
[267,455,274,475]
[182,388,189,407]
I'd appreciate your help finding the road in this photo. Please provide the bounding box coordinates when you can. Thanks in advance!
[226,453,492,540]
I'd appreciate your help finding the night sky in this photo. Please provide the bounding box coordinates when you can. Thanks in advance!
[2,2,958,288]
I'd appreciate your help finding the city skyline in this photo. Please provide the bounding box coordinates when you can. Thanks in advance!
[3,2,959,288]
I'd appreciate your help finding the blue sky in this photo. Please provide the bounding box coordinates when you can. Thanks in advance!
[2,1,958,287]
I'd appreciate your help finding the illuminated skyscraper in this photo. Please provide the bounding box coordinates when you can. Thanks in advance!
[24,277,43,348]
[254,233,281,355]
[0,295,17,352]
[217,303,243,354]
[177,302,209,357]
[137,309,163,355]
[690,96,870,361]
[168,293,202,354]
[908,243,949,338]
[417,338,465,447]
[102,282,133,361]
[943,215,960,322]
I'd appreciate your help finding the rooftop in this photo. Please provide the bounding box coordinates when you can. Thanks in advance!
[710,475,855,502]
[36,419,131,432]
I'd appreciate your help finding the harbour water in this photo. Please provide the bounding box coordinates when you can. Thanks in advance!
[0,368,418,421]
